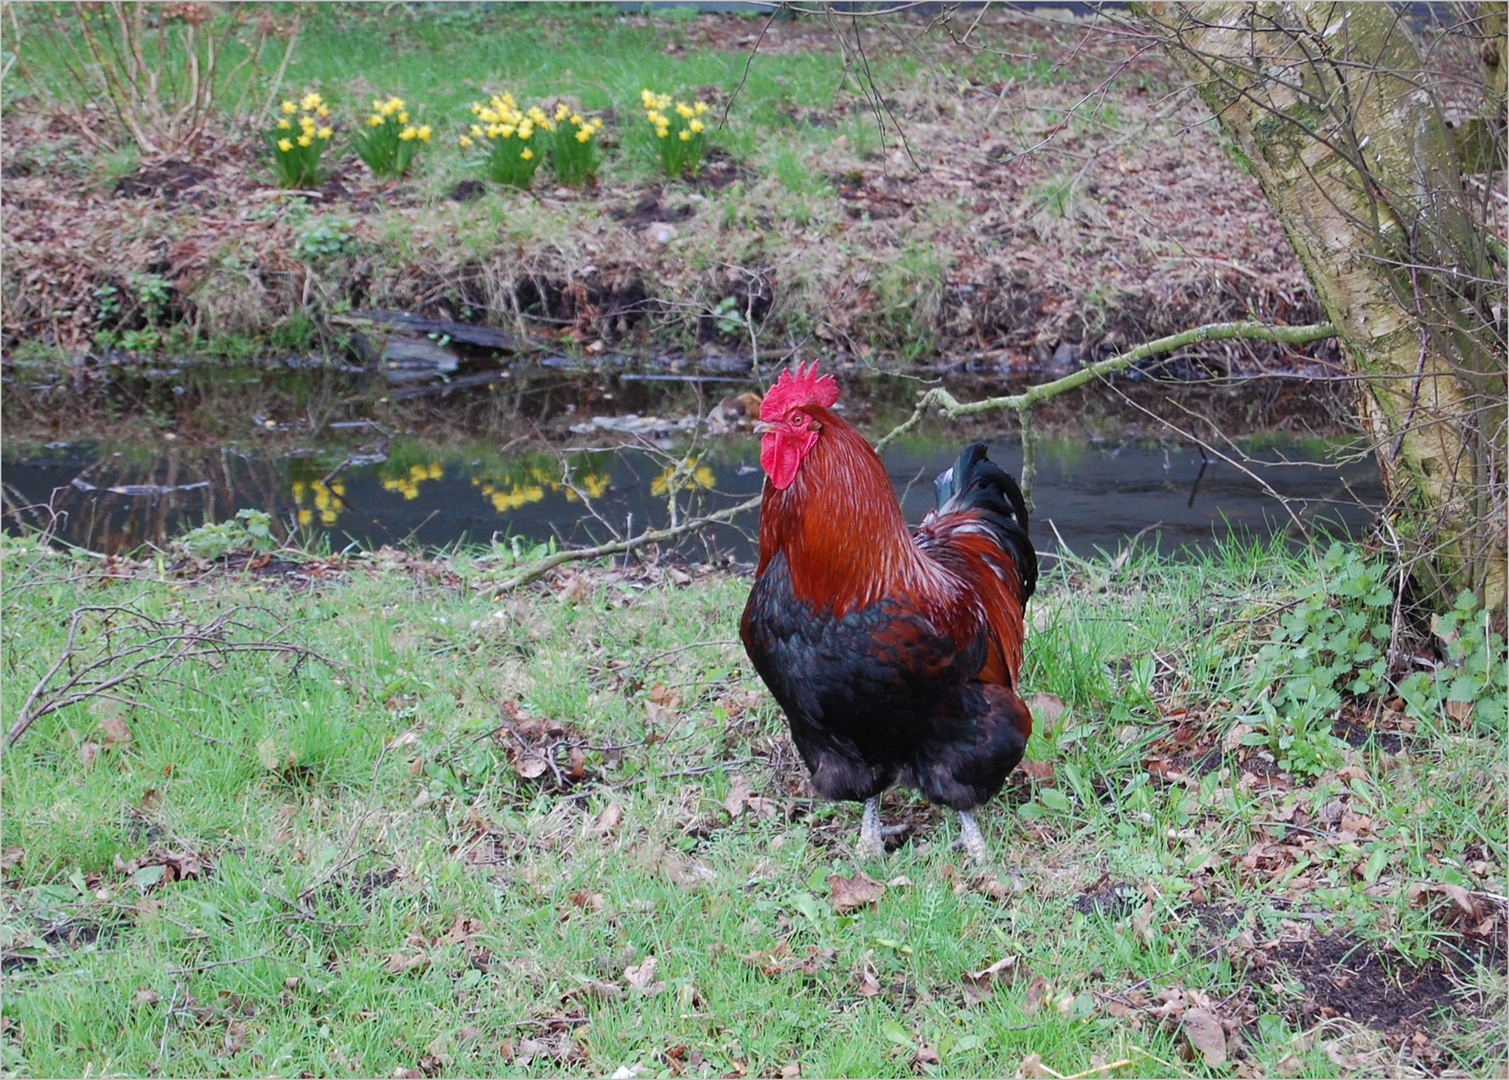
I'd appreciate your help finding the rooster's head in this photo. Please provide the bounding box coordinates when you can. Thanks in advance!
[757,362,840,490]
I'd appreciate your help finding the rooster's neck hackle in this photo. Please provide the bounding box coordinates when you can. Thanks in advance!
[759,408,947,616]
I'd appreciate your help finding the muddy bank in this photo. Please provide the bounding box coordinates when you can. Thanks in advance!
[1,7,1330,374]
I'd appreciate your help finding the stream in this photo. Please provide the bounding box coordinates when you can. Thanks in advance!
[1,359,1384,562]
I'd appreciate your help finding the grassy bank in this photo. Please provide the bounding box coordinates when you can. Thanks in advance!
[1,4,1323,370]
[1,532,1503,1078]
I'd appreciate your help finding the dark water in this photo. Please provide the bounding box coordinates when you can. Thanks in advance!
[2,434,1384,562]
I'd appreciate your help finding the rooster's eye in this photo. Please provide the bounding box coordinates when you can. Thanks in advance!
[790,413,806,427]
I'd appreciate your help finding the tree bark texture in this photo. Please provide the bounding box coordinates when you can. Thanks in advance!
[1136,2,1507,616]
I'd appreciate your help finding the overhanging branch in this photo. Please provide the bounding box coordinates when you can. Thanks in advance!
[873,319,1338,457]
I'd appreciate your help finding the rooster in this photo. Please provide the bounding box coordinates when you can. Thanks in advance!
[740,363,1037,861]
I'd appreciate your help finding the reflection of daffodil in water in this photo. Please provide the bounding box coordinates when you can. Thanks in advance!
[563,472,611,502]
[291,478,346,527]
[651,459,716,497]
[475,478,546,513]
[381,461,443,501]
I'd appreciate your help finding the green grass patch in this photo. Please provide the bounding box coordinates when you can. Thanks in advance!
[1,531,1503,1077]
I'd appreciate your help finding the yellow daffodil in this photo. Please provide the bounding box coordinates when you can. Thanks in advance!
[417,125,431,142]
[679,129,691,141]
[277,137,294,152]
[398,111,409,124]
[520,147,533,160]
[576,128,592,143]
[301,91,322,110]
[368,114,384,127]
[281,100,297,114]
[694,100,709,114]
[317,126,333,139]
[316,104,330,117]
[297,134,313,148]
[459,135,473,147]
[399,127,417,141]
[277,118,292,130]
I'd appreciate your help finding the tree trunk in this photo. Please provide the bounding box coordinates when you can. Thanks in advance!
[1135,2,1507,617]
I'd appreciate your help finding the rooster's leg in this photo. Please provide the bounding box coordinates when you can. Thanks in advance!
[856,797,887,859]
[953,810,988,863]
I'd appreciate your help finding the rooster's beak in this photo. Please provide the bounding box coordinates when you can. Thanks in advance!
[753,420,774,434]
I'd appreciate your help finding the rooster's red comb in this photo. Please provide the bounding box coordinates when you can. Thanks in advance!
[759,361,839,421]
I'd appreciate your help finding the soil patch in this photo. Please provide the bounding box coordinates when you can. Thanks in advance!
[1270,930,1504,1039]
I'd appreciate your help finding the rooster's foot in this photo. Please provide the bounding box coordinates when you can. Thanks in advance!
[856,796,889,859]
[951,810,989,864]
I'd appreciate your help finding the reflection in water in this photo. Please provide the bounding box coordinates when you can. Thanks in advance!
[2,436,1384,561]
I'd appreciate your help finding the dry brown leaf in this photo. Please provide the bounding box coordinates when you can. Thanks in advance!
[1023,974,1050,1015]
[1027,692,1066,734]
[133,986,160,1008]
[565,979,622,1002]
[914,1043,941,1067]
[384,950,432,974]
[1182,1007,1227,1066]
[1019,760,1055,783]
[592,801,623,836]
[962,955,1020,1005]
[723,775,755,817]
[1016,1051,1056,1078]
[779,1063,801,1079]
[514,752,550,780]
[441,914,484,944]
[828,870,886,914]
[99,715,132,749]
[855,961,883,997]
[79,741,100,770]
[648,682,682,708]
[624,955,664,994]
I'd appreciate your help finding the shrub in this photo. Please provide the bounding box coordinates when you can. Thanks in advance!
[353,95,430,179]
[267,91,333,188]
[462,92,551,188]
[641,88,711,178]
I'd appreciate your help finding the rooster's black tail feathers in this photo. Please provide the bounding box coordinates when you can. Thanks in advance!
[932,443,1038,603]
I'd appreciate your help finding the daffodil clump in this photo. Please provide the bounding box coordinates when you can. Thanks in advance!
[462,93,553,188]
[268,91,334,188]
[353,95,430,179]
[641,89,710,178]
[546,102,605,187]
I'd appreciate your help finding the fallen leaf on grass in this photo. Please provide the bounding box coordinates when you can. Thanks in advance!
[624,955,665,994]
[1182,1007,1226,1066]
[779,1062,801,1078]
[98,715,132,750]
[723,774,779,820]
[384,950,432,974]
[1019,760,1055,783]
[1023,974,1050,1015]
[1015,1052,1056,1078]
[961,955,1020,1005]
[589,801,622,837]
[914,1043,942,1067]
[514,752,550,780]
[828,870,885,914]
[855,960,883,997]
[441,914,484,944]
[133,986,160,1008]
[1027,692,1065,734]
[565,979,622,1002]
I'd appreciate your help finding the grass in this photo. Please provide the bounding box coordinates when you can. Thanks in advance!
[1,531,1503,1078]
